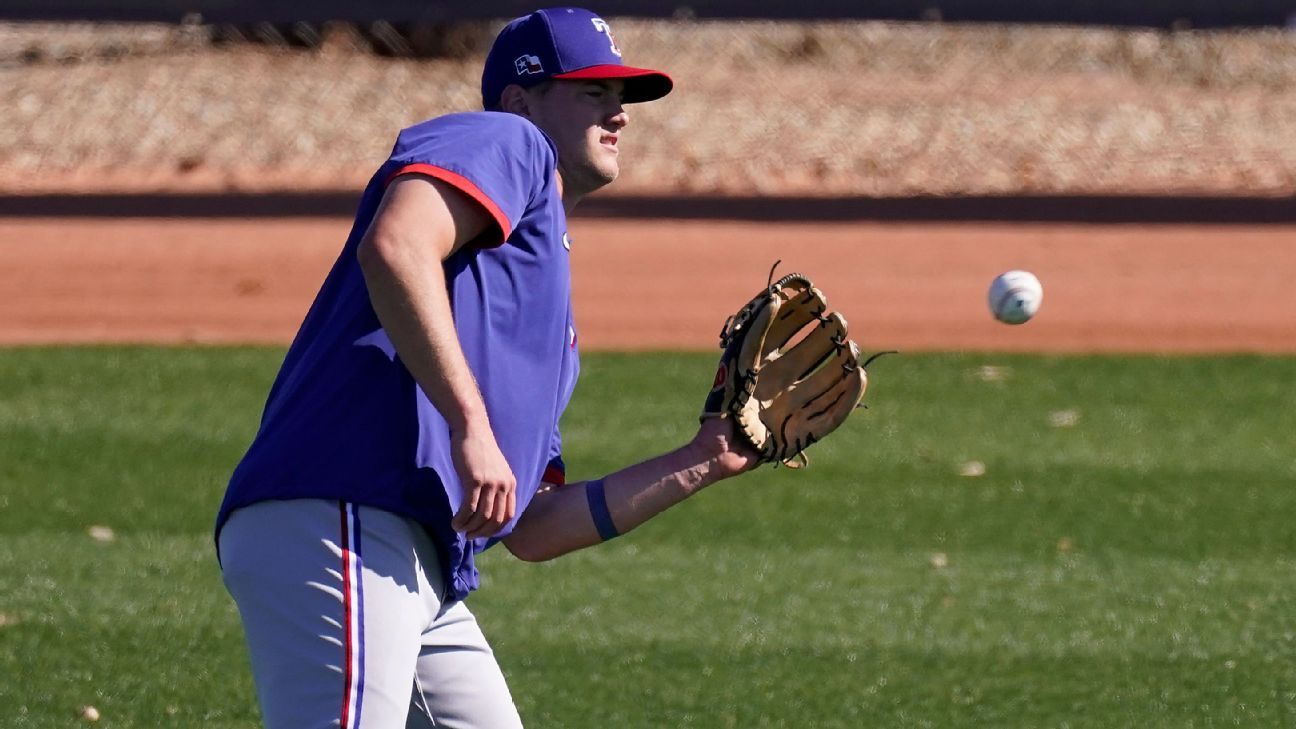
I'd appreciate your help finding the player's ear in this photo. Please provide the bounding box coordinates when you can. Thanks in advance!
[499,85,531,117]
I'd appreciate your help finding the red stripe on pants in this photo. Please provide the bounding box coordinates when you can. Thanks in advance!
[339,503,355,728]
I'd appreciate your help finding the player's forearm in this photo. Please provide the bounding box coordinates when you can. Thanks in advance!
[503,440,730,562]
[358,233,489,431]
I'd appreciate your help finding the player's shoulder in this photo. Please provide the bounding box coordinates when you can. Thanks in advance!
[396,111,555,161]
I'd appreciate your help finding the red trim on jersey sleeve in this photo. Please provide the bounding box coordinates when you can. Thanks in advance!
[542,462,566,487]
[386,163,512,243]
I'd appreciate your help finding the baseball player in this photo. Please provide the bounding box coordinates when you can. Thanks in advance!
[216,7,759,728]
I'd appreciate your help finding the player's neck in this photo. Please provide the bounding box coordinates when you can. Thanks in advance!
[556,171,584,214]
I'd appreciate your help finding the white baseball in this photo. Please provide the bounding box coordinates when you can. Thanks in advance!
[988,270,1043,325]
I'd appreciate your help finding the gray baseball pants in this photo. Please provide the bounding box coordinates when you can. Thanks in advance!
[219,499,524,729]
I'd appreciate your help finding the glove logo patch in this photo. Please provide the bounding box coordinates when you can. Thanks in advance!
[712,362,728,389]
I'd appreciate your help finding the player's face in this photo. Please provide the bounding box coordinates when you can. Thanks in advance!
[525,79,629,199]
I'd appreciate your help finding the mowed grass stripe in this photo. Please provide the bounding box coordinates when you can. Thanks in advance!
[7,535,1290,655]
[2,534,1292,727]
[1,347,1294,727]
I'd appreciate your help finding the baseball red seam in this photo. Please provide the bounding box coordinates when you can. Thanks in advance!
[995,286,1035,317]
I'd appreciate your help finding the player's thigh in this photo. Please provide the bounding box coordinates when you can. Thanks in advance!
[220,499,435,729]
[407,600,524,729]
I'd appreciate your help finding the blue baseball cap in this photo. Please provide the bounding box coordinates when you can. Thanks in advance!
[481,7,673,110]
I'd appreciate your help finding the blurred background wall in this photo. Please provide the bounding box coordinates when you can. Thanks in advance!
[3,1,1296,198]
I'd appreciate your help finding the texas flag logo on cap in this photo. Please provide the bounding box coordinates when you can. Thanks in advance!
[515,54,544,75]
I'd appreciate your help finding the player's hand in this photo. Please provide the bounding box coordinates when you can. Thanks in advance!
[691,416,761,479]
[449,428,517,540]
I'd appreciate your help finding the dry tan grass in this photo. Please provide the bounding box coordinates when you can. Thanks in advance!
[3,19,1295,196]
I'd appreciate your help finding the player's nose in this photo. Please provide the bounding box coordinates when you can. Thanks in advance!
[608,106,629,130]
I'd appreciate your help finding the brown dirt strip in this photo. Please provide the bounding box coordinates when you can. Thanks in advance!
[1,217,1292,353]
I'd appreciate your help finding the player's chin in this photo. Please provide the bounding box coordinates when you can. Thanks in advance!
[594,143,619,169]
[591,161,620,186]
[575,153,620,190]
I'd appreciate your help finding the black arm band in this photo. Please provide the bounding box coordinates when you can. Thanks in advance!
[584,478,620,541]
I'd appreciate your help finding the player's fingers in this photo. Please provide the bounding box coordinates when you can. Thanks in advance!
[450,486,482,531]
[462,485,498,538]
[470,481,517,539]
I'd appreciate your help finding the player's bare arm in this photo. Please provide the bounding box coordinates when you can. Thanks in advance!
[357,174,517,539]
[503,417,758,562]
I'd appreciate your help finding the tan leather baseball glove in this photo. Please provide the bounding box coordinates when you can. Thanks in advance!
[700,268,887,467]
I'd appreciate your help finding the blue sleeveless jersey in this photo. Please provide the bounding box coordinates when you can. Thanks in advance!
[217,112,579,601]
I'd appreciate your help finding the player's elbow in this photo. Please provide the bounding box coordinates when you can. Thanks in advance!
[502,532,565,563]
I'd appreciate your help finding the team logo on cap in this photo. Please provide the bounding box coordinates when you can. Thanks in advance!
[590,18,622,57]
[515,54,544,75]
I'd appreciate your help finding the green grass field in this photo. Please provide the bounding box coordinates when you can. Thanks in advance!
[2,347,1294,728]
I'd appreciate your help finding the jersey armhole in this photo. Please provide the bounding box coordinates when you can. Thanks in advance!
[385,163,512,248]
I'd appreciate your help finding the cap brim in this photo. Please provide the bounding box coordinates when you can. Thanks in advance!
[552,64,673,103]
